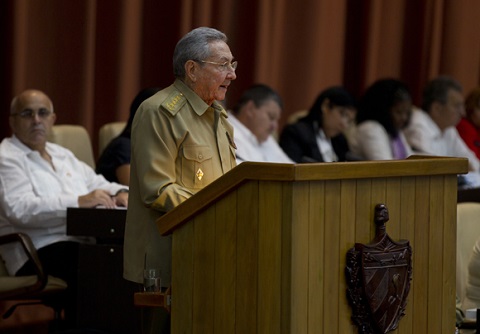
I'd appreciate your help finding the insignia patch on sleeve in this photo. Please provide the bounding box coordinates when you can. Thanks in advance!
[162,91,186,115]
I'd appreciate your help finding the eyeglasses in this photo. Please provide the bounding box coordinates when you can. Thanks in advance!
[11,108,53,119]
[198,60,238,72]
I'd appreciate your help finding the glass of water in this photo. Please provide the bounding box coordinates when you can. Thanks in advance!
[143,268,161,293]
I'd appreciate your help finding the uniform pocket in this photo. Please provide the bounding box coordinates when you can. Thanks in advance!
[181,145,214,189]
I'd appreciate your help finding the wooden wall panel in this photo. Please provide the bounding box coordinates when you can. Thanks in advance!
[411,176,430,333]
[355,179,373,244]
[165,159,463,334]
[427,176,445,333]
[171,213,194,333]
[192,206,216,333]
[235,181,259,334]
[291,181,310,333]
[213,192,237,333]
[398,177,416,334]
[307,180,325,332]
[288,174,457,333]
[323,180,342,333]
[339,179,358,334]
[385,177,402,238]
[280,182,293,334]
[442,176,457,331]
[257,181,283,333]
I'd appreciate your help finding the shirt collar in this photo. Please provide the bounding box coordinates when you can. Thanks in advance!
[421,110,443,138]
[173,79,227,118]
[10,134,60,161]
[228,112,260,146]
[11,135,35,154]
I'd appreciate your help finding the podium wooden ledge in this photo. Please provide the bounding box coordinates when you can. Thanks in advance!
[157,156,468,235]
[134,290,171,312]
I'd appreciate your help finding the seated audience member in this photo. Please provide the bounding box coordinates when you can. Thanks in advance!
[228,84,293,163]
[404,75,480,172]
[350,78,414,160]
[456,295,465,328]
[0,89,129,326]
[279,86,356,163]
[96,87,161,184]
[457,87,480,160]
[463,236,480,311]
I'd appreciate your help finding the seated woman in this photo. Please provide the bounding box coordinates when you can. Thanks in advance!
[96,87,160,185]
[457,87,480,160]
[464,236,480,311]
[350,78,413,160]
[279,86,356,163]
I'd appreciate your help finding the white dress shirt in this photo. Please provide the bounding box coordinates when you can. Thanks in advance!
[404,109,480,172]
[228,113,294,164]
[0,135,127,275]
[316,129,337,162]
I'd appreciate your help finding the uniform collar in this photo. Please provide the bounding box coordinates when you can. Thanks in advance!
[173,79,227,117]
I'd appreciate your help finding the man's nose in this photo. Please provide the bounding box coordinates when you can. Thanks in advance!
[227,71,236,80]
[32,112,42,122]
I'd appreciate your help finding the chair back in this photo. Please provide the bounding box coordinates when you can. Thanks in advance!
[457,202,480,309]
[47,125,96,168]
[98,122,126,156]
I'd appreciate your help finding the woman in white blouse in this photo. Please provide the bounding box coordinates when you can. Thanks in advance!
[351,78,414,160]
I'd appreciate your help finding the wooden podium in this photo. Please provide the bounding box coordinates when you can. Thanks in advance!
[156,156,467,334]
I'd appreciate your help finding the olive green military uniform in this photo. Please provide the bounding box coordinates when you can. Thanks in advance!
[123,79,237,286]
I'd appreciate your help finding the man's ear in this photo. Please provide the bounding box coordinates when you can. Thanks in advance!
[237,100,256,124]
[243,100,259,122]
[185,60,198,82]
[244,100,256,116]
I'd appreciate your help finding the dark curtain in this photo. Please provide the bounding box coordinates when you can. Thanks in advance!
[2,0,480,158]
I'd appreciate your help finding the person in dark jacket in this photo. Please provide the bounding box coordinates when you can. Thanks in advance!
[279,86,356,163]
[96,87,160,184]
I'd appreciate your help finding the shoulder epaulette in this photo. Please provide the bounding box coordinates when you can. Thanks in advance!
[161,91,186,115]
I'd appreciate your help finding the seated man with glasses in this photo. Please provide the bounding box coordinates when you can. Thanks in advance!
[0,89,129,327]
[228,83,294,164]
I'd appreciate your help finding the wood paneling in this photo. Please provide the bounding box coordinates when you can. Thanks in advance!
[159,157,467,333]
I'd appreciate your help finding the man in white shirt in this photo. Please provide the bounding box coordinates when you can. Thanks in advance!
[404,76,480,172]
[0,89,128,326]
[229,84,294,164]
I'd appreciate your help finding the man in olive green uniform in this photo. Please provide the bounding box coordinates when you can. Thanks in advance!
[123,27,237,332]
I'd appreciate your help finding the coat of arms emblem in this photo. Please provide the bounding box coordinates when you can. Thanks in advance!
[345,204,412,334]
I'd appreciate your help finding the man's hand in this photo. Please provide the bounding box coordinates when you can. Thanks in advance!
[113,191,128,207]
[78,189,116,208]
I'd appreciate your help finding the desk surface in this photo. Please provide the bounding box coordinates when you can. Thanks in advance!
[66,207,127,242]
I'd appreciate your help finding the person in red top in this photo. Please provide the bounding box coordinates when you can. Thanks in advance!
[457,87,480,159]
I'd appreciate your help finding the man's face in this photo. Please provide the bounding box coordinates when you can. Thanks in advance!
[9,91,56,150]
[435,89,465,130]
[193,40,237,105]
[247,99,281,143]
